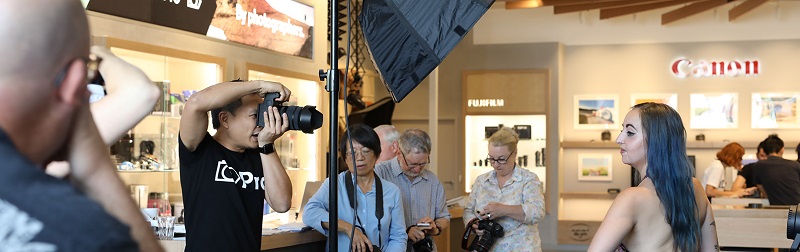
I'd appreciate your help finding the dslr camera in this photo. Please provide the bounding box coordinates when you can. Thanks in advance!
[462,218,504,252]
[257,92,323,134]
[412,236,433,252]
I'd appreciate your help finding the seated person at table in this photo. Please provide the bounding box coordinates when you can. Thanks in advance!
[701,142,755,199]
[752,135,800,205]
[303,124,407,252]
[732,139,768,193]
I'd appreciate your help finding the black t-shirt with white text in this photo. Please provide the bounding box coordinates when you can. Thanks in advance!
[179,133,266,252]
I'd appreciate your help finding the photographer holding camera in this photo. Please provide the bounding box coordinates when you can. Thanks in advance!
[179,80,293,252]
[464,128,545,252]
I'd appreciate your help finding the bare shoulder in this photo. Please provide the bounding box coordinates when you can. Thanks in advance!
[615,186,652,205]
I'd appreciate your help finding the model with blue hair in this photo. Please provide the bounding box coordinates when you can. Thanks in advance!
[588,102,719,252]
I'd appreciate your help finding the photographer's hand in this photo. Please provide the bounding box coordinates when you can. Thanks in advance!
[417,216,438,236]
[258,80,291,101]
[350,227,374,252]
[407,225,430,242]
[258,106,289,145]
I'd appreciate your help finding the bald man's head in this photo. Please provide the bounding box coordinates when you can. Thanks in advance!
[0,0,90,85]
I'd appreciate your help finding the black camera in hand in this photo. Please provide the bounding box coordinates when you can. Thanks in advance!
[462,218,504,252]
[412,236,433,252]
[257,92,323,134]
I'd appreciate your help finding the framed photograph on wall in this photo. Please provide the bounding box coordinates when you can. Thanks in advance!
[751,93,800,129]
[689,93,738,129]
[574,95,619,129]
[631,93,678,110]
[578,154,613,181]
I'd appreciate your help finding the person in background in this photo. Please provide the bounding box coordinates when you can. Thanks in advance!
[732,139,769,192]
[0,0,162,250]
[752,135,800,205]
[46,46,161,178]
[374,129,450,252]
[375,124,400,163]
[464,127,545,252]
[796,142,800,163]
[303,124,407,252]
[179,80,293,251]
[701,142,755,198]
[588,102,717,252]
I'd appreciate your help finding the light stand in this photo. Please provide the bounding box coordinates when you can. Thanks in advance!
[318,1,340,251]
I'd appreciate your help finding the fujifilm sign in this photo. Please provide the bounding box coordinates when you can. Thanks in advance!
[671,58,760,78]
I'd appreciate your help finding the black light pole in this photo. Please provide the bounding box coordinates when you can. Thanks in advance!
[318,1,340,251]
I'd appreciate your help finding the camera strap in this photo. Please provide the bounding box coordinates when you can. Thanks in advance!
[462,218,480,251]
[345,171,384,248]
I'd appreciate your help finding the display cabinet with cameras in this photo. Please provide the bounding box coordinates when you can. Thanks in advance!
[462,70,550,193]
[94,37,224,214]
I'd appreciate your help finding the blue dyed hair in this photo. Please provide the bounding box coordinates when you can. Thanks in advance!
[633,102,700,252]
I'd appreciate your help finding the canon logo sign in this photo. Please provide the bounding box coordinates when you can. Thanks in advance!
[671,58,760,78]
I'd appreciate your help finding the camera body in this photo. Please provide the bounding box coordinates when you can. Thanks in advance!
[412,236,433,252]
[257,92,323,134]
[470,218,504,252]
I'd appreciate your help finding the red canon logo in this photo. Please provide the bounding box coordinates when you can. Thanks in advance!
[671,58,760,78]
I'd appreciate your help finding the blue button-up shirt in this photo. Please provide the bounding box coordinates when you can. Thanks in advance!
[375,158,450,251]
[303,171,407,252]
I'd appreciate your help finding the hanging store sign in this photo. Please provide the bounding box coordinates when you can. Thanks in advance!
[671,58,760,78]
[84,0,314,59]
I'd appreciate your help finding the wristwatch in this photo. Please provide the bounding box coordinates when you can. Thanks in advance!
[259,143,275,155]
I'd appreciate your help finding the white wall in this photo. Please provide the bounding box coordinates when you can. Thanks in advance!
[474,2,800,46]
[561,39,800,192]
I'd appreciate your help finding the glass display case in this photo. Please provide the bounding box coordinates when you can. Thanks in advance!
[464,115,547,192]
[248,67,323,212]
[97,37,224,208]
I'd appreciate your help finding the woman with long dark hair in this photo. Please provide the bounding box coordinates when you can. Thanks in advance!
[588,102,718,252]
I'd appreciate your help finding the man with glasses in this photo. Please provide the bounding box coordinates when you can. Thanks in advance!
[374,129,450,251]
[0,0,162,251]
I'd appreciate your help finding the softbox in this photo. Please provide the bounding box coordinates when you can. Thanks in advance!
[347,97,395,128]
[360,0,495,103]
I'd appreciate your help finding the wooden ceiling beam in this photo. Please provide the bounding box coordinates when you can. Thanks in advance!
[728,0,769,21]
[554,0,669,14]
[506,0,544,9]
[662,0,732,25]
[599,0,698,19]
[542,0,621,6]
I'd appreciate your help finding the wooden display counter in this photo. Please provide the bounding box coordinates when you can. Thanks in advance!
[158,231,326,252]
[713,205,792,249]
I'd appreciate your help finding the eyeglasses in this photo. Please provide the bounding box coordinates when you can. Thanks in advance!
[345,148,374,158]
[400,151,430,169]
[487,150,516,164]
[54,55,102,86]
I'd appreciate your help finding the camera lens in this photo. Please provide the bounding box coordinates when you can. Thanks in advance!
[788,204,800,239]
[281,105,323,134]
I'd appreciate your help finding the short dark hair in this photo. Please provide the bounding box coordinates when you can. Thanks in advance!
[210,79,245,129]
[762,134,784,155]
[339,124,381,160]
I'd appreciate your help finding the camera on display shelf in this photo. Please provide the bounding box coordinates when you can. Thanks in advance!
[257,92,323,134]
[462,217,504,252]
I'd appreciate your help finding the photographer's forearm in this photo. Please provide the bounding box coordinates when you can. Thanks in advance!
[187,81,261,112]
[503,205,526,222]
[91,82,159,145]
[68,109,163,251]
[261,152,292,213]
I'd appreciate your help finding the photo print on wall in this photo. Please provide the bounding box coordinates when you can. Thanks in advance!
[578,154,613,181]
[574,95,619,130]
[690,93,738,129]
[631,93,678,110]
[752,93,800,129]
